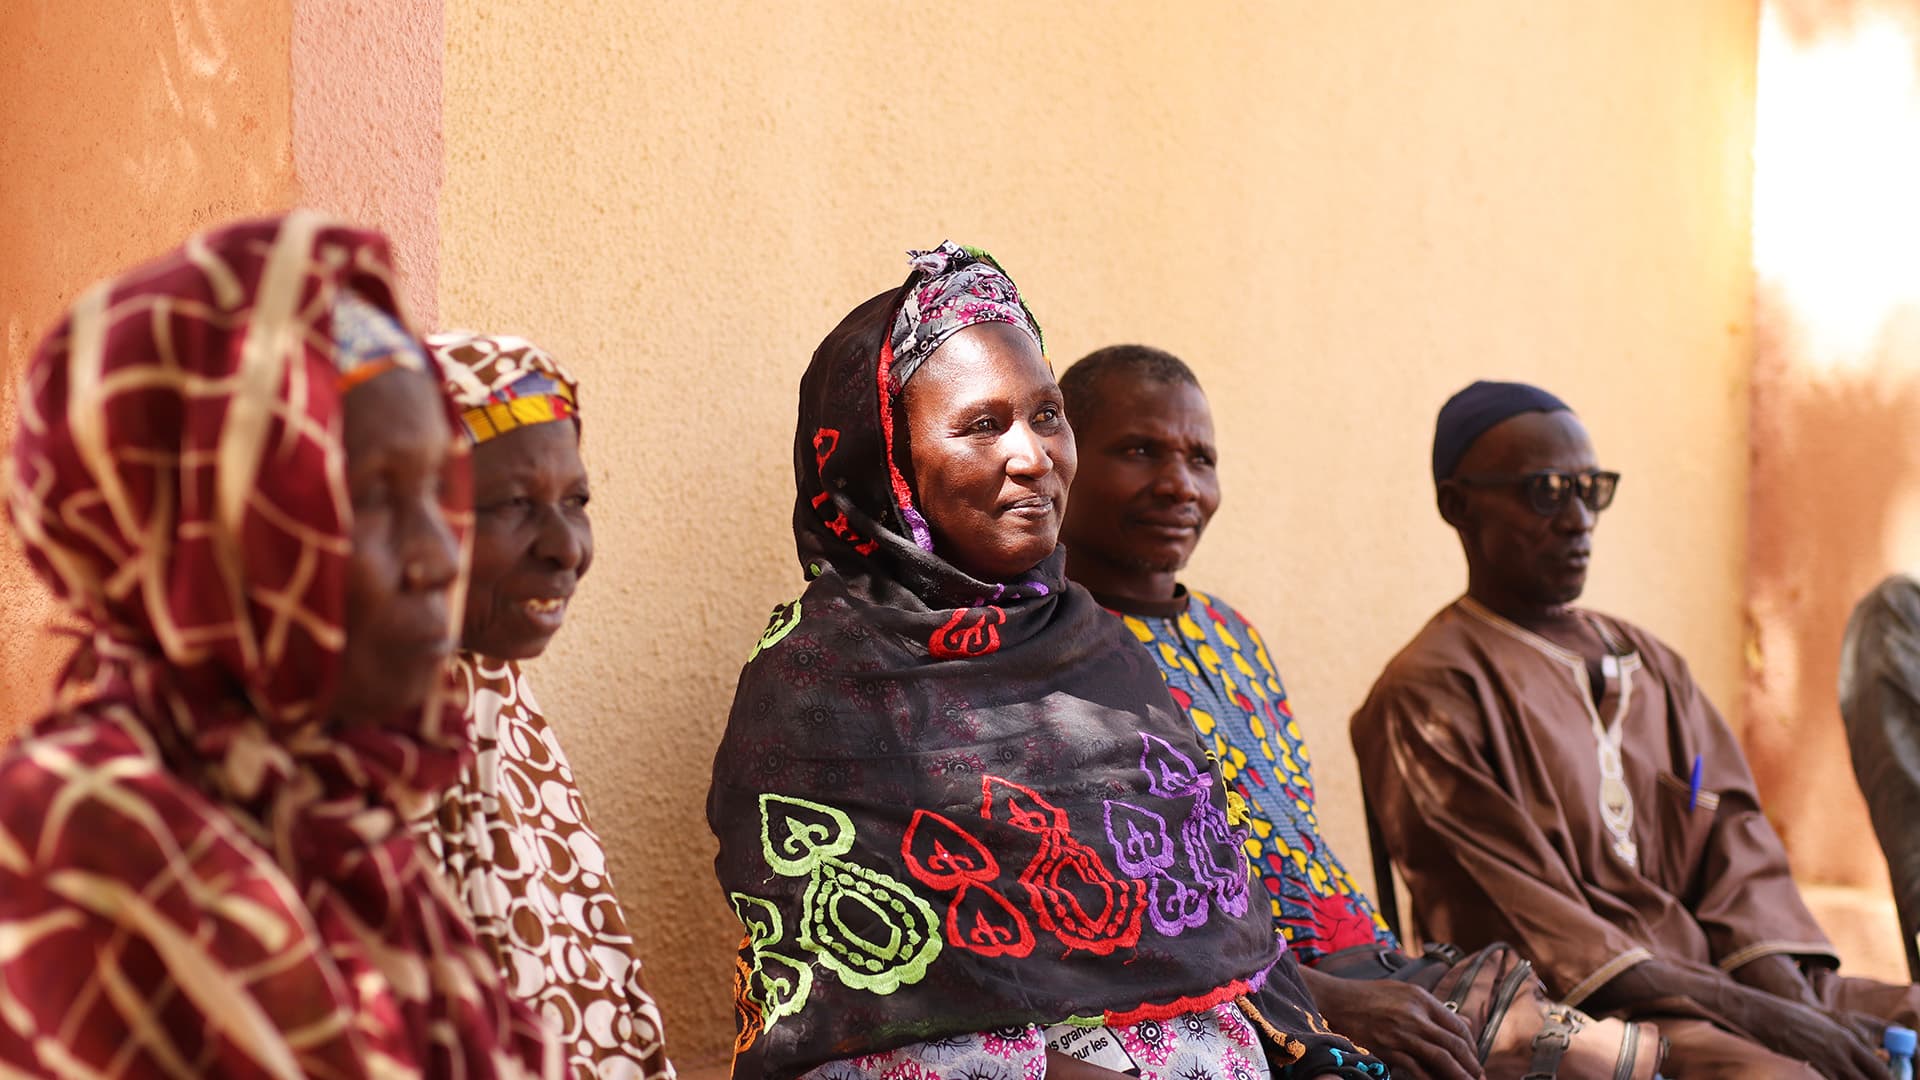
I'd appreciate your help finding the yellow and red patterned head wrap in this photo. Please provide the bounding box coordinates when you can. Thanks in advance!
[428,331,581,444]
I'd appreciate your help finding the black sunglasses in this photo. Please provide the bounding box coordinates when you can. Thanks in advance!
[1450,469,1621,516]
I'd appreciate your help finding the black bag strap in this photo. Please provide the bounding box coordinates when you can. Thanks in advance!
[1522,1009,1577,1080]
[1311,945,1403,981]
[1365,800,1404,942]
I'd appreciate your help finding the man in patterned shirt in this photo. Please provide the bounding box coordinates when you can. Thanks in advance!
[1059,345,1483,1080]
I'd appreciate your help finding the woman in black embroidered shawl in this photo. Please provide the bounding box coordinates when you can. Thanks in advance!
[709,243,1385,1080]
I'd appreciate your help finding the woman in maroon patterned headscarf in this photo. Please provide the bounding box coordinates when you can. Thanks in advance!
[0,212,560,1078]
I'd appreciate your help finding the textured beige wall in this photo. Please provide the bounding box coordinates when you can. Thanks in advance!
[439,1,1759,1061]
[1747,0,1920,897]
[0,0,298,742]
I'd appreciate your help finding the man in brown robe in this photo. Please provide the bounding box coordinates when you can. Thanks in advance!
[1841,575,1920,984]
[1352,381,1920,1080]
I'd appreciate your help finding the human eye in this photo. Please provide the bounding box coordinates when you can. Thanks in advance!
[965,416,1001,435]
[351,485,390,513]
[564,490,591,510]
[1525,472,1572,506]
[350,469,392,512]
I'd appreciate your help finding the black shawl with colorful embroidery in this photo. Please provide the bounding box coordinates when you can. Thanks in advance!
[709,271,1383,1080]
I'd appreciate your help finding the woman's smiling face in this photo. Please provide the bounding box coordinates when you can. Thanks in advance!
[461,420,593,659]
[899,322,1076,583]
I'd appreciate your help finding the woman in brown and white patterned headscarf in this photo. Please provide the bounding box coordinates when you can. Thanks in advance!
[418,330,674,1080]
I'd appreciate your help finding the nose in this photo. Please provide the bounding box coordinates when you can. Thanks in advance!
[531,505,587,571]
[401,494,460,593]
[1553,490,1596,533]
[1153,459,1201,502]
[1004,422,1054,480]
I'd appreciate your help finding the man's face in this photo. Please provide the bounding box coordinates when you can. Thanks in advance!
[1061,377,1221,579]
[1443,410,1601,611]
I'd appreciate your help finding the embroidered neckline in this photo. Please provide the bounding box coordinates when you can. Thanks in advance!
[1453,597,1644,868]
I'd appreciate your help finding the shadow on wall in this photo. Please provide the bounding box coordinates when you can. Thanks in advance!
[0,0,297,741]
[1745,288,1920,889]
[1745,0,1920,893]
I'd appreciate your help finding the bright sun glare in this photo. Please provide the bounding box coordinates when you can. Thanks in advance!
[1754,5,1920,371]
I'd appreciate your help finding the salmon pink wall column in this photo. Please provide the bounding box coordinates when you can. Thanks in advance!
[0,0,445,745]
[292,0,444,325]
[0,0,299,743]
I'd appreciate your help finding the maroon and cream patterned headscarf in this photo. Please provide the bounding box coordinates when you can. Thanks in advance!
[0,212,560,1078]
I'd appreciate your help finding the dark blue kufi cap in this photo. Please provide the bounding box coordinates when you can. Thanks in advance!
[1432,380,1572,484]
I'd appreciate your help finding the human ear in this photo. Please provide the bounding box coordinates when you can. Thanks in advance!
[1437,481,1467,529]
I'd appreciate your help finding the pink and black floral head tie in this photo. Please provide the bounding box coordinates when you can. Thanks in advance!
[885,241,1043,392]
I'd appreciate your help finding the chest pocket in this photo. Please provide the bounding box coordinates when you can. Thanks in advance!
[1650,770,1720,901]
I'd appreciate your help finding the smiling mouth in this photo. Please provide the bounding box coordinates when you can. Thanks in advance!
[524,598,567,615]
[1137,518,1201,533]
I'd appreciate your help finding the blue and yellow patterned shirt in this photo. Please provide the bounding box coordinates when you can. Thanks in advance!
[1098,586,1399,964]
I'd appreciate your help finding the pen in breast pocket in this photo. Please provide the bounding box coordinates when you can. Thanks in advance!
[1688,754,1703,811]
